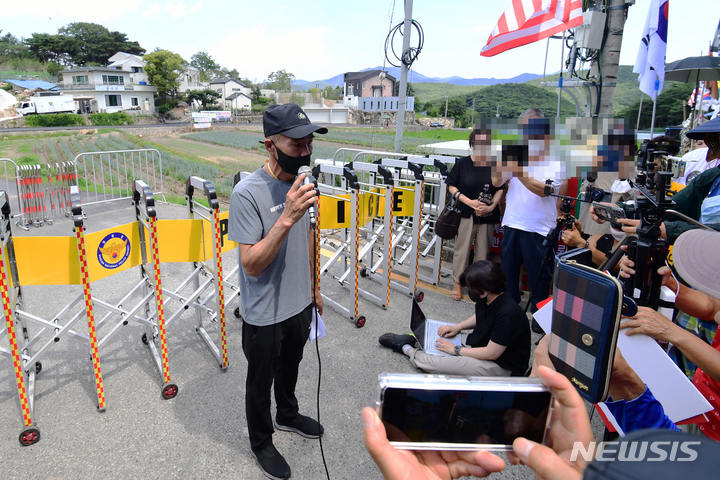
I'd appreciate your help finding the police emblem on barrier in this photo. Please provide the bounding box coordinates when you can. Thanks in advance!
[97,232,131,269]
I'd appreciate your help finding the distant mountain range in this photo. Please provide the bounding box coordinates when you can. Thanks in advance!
[292,66,544,90]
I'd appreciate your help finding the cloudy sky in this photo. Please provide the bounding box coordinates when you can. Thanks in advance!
[5,0,719,83]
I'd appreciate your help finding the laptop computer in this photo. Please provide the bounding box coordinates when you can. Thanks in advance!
[410,298,461,357]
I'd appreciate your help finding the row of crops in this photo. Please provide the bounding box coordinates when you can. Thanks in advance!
[27,133,236,199]
[183,128,442,159]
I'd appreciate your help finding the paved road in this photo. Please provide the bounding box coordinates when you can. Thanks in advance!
[0,200,606,479]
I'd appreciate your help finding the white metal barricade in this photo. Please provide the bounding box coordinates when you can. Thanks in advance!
[158,176,232,371]
[346,161,396,309]
[312,163,366,327]
[74,149,165,207]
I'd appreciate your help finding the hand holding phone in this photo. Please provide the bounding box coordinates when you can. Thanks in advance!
[376,373,553,451]
[591,202,626,228]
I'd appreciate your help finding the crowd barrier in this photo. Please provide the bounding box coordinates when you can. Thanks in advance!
[0,167,247,446]
[73,149,165,206]
[312,163,366,327]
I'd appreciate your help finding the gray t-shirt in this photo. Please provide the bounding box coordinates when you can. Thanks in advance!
[228,167,312,326]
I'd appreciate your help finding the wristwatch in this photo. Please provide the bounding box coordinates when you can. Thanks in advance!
[454,345,462,356]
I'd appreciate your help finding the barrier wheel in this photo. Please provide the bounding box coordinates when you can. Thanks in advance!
[354,316,366,328]
[233,307,242,319]
[141,333,148,345]
[19,426,40,446]
[360,268,368,278]
[414,291,425,303]
[161,383,178,400]
[35,362,42,375]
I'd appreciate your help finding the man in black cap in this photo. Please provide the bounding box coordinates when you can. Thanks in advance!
[228,103,327,479]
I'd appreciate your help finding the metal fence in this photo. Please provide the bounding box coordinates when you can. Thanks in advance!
[73,149,165,206]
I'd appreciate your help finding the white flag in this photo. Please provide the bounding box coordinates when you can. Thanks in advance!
[633,0,669,101]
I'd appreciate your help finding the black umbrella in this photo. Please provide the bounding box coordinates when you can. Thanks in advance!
[665,56,720,82]
[663,56,720,129]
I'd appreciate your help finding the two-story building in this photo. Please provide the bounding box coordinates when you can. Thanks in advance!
[59,53,158,113]
[209,78,252,110]
[342,70,414,112]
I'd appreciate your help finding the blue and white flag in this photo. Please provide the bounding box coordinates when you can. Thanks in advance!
[633,0,669,101]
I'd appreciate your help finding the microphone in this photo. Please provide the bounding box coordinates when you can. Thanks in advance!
[297,165,317,228]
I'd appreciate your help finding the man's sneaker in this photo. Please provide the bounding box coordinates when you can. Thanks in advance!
[274,413,324,439]
[250,442,291,480]
[379,333,417,353]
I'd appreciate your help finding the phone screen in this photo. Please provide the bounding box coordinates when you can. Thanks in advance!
[380,388,551,446]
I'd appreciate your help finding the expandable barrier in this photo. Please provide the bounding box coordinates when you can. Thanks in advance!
[17,165,51,229]
[74,149,165,206]
[1,183,179,446]
[157,176,238,370]
[312,163,366,327]
[346,161,395,309]
[364,153,426,302]
[46,161,75,219]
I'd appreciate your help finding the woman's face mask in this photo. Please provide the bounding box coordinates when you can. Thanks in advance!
[468,289,489,303]
[610,227,627,243]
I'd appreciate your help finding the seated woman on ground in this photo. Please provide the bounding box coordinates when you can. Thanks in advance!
[378,260,531,377]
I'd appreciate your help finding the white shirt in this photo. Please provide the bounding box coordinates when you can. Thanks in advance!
[502,177,562,236]
[674,148,718,185]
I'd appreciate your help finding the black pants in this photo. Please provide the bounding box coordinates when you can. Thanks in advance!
[242,304,313,450]
[501,226,553,311]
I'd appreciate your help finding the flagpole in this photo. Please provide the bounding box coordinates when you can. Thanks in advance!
[557,31,565,117]
[649,75,659,139]
[636,95,643,131]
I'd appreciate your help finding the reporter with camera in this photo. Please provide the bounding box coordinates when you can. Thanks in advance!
[561,218,619,270]
[446,129,505,301]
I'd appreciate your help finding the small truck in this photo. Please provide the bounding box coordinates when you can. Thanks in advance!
[17,95,77,115]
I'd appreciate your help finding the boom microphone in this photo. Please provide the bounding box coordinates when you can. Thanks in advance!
[297,165,317,228]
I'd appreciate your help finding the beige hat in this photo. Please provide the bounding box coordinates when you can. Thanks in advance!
[673,230,720,299]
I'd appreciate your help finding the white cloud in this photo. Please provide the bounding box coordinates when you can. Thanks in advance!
[211,24,331,81]
[143,3,162,16]
[164,0,204,19]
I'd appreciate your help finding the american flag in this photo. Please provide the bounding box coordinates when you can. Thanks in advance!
[481,0,584,57]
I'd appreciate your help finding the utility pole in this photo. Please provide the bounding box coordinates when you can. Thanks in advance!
[471,98,476,125]
[496,102,500,118]
[393,0,413,152]
[589,0,629,116]
[444,89,449,120]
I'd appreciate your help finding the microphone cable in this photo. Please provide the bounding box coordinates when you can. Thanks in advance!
[311,221,331,480]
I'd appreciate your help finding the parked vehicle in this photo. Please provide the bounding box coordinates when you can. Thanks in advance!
[17,95,76,116]
[430,122,444,128]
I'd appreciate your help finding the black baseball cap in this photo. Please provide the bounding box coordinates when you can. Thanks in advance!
[263,103,328,139]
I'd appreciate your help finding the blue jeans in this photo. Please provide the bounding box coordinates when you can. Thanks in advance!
[500,226,553,311]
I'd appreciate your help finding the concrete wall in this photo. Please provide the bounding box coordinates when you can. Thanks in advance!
[348,110,416,125]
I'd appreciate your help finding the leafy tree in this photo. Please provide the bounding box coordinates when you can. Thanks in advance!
[186,88,222,110]
[266,69,295,93]
[190,51,220,82]
[251,84,262,101]
[446,98,467,119]
[395,81,416,97]
[143,49,186,99]
[0,31,28,67]
[56,22,144,65]
[25,33,70,64]
[614,82,694,130]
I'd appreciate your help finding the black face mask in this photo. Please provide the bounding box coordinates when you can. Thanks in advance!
[273,142,311,176]
[468,290,483,303]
